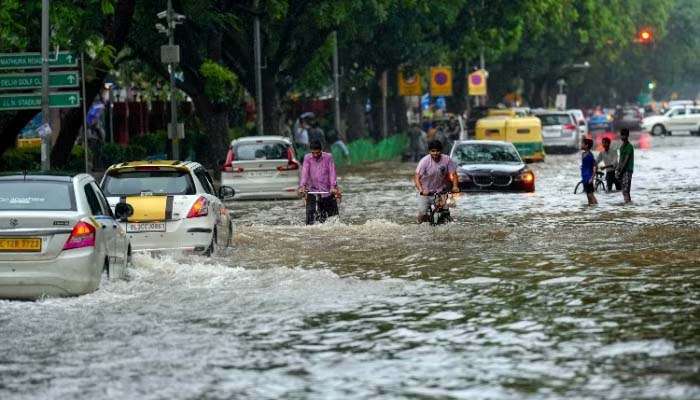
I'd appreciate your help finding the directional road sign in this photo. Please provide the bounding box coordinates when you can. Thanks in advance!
[0,52,78,70]
[0,92,81,110]
[0,72,79,90]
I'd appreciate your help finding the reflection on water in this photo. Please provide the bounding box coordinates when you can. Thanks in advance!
[1,137,699,399]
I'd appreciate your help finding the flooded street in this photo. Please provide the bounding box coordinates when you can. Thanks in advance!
[2,135,699,399]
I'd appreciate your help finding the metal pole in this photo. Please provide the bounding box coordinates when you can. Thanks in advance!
[332,31,342,141]
[381,70,388,138]
[81,53,89,173]
[168,0,179,160]
[109,88,114,143]
[254,10,264,135]
[41,0,50,170]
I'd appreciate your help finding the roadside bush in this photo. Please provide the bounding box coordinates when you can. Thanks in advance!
[122,144,147,161]
[131,131,168,156]
[0,147,40,171]
[101,143,124,167]
[331,134,408,166]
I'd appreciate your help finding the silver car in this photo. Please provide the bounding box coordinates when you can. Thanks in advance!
[533,111,581,152]
[0,174,133,299]
[221,136,300,200]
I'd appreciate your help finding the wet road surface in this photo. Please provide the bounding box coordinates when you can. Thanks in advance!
[1,134,699,399]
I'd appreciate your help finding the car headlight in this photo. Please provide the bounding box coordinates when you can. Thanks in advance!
[518,170,535,183]
[458,173,471,182]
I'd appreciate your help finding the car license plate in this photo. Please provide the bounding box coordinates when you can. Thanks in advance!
[127,222,166,233]
[246,171,275,177]
[542,129,561,138]
[0,237,42,252]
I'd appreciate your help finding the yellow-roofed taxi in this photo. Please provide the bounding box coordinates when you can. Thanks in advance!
[100,160,235,256]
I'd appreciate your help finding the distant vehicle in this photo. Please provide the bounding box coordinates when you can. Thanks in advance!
[612,106,643,132]
[475,111,545,162]
[587,113,613,132]
[567,109,589,137]
[532,110,581,152]
[0,173,132,299]
[668,100,695,108]
[450,140,535,192]
[101,160,235,256]
[641,106,700,136]
[221,136,300,200]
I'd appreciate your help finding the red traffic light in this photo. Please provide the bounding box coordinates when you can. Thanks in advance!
[636,28,654,44]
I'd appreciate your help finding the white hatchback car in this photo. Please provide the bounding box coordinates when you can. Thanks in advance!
[0,174,132,299]
[101,160,235,255]
[221,136,300,200]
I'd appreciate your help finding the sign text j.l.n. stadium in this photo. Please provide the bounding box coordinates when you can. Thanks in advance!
[0,52,78,70]
[0,92,80,111]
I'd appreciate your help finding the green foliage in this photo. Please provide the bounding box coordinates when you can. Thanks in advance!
[331,134,408,166]
[101,143,124,168]
[200,59,243,106]
[130,131,168,156]
[0,147,40,171]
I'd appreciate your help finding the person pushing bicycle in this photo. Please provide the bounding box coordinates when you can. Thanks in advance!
[299,140,341,225]
[596,136,619,192]
[414,139,459,223]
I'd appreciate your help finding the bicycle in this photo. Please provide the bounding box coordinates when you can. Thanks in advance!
[573,171,606,194]
[424,190,453,226]
[304,191,340,224]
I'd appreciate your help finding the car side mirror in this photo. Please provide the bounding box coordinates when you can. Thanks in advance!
[218,185,235,200]
[114,202,133,222]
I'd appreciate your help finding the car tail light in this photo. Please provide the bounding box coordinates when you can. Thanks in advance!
[187,196,208,218]
[221,147,234,172]
[563,124,576,131]
[277,147,300,171]
[63,221,96,250]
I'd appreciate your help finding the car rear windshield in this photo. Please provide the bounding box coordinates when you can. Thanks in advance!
[234,141,289,161]
[453,144,521,164]
[0,180,76,211]
[102,170,195,196]
[538,114,572,126]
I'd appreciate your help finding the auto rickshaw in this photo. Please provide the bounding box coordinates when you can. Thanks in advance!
[475,110,545,162]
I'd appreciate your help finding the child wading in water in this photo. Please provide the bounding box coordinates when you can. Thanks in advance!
[581,138,598,206]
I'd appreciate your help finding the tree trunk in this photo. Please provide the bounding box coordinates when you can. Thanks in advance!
[345,89,367,141]
[191,94,230,171]
[261,73,282,135]
[387,68,408,135]
[449,60,467,114]
[0,111,37,157]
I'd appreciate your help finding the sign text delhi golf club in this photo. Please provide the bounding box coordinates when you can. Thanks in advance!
[0,72,79,90]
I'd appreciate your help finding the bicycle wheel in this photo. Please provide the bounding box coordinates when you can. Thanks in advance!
[574,182,583,194]
[595,180,606,193]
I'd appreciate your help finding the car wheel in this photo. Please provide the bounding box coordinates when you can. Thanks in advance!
[126,245,132,267]
[651,124,666,136]
[103,257,110,279]
[595,180,605,193]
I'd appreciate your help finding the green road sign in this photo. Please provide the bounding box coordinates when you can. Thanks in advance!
[0,72,79,90]
[0,52,78,70]
[0,92,81,110]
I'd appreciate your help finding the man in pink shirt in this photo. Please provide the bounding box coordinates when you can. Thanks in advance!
[299,140,341,224]
[414,139,459,223]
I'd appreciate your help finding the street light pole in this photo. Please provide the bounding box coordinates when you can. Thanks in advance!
[253,2,264,135]
[332,31,342,140]
[41,0,50,170]
[167,0,179,160]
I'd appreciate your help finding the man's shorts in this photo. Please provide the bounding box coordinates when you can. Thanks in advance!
[621,171,633,193]
[583,182,595,194]
[416,194,435,215]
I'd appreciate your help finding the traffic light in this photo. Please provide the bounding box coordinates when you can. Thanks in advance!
[636,27,654,44]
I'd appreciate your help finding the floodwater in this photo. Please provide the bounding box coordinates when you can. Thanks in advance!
[1,134,699,399]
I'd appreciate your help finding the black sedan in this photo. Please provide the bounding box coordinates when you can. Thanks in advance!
[449,140,535,192]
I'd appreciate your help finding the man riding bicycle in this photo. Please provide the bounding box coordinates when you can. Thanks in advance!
[596,137,619,192]
[299,140,341,225]
[414,139,459,223]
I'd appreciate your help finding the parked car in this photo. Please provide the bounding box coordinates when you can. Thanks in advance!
[0,173,132,299]
[101,160,235,256]
[612,106,643,132]
[567,109,589,138]
[532,110,581,152]
[221,136,300,200]
[450,140,535,192]
[641,106,700,136]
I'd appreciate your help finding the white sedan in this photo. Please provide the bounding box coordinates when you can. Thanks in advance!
[101,160,235,256]
[642,106,700,136]
[0,174,132,299]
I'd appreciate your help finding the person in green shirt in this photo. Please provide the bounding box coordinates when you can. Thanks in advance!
[616,128,634,203]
